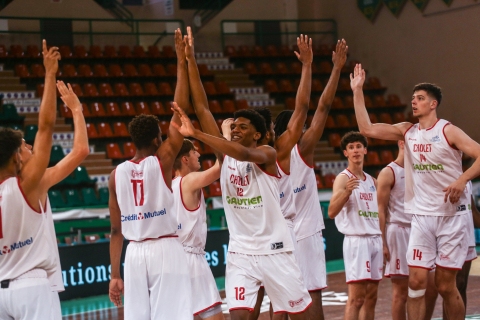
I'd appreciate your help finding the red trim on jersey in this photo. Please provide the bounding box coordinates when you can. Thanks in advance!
[387,166,396,189]
[229,307,254,313]
[393,161,404,168]
[346,278,382,284]
[273,301,312,314]
[16,177,42,214]
[179,176,202,212]
[435,263,462,271]
[276,160,290,176]
[442,122,459,150]
[193,301,222,316]
[128,157,146,164]
[403,124,415,139]
[425,118,440,131]
[156,155,173,193]
[254,163,280,179]
[407,265,434,271]
[0,176,13,185]
[296,144,314,169]
[129,235,178,242]
[346,168,366,181]
[308,286,328,292]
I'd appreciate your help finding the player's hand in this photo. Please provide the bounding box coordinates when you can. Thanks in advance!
[184,26,195,61]
[57,81,82,113]
[294,34,313,65]
[109,278,124,307]
[174,28,186,61]
[344,177,359,196]
[171,102,196,137]
[221,118,234,140]
[383,243,390,262]
[42,39,60,75]
[350,63,366,91]
[332,39,348,69]
[443,179,467,204]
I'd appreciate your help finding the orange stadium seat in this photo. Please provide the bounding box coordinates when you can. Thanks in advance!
[336,114,351,128]
[379,113,393,124]
[97,122,114,138]
[315,174,324,189]
[224,45,236,57]
[138,64,153,77]
[83,83,99,97]
[105,102,121,117]
[98,83,114,97]
[285,97,295,110]
[209,181,222,197]
[275,62,289,74]
[266,45,279,57]
[238,45,251,57]
[70,84,83,97]
[158,82,173,95]
[253,45,265,57]
[366,77,383,89]
[144,82,159,96]
[373,95,386,107]
[331,97,344,109]
[133,45,146,58]
[191,119,201,130]
[86,123,99,139]
[222,100,236,113]
[159,120,169,135]
[166,64,176,76]
[129,83,144,96]
[236,100,249,110]
[318,61,333,74]
[74,45,88,58]
[124,64,138,77]
[121,102,136,117]
[106,143,124,159]
[198,64,212,76]
[316,44,330,56]
[123,142,136,158]
[216,118,224,131]
[338,78,350,91]
[93,64,108,77]
[215,81,231,95]
[113,122,129,137]
[31,64,45,77]
[380,150,394,164]
[36,84,44,97]
[0,45,7,58]
[324,174,336,189]
[162,46,175,58]
[150,101,166,116]
[290,61,302,74]
[312,79,324,92]
[325,115,335,129]
[208,100,222,114]
[279,79,294,92]
[60,104,73,118]
[366,151,381,165]
[349,114,358,128]
[329,133,341,147]
[80,103,92,118]
[264,79,279,93]
[243,62,258,75]
[118,45,131,58]
[15,64,29,78]
[9,45,23,57]
[203,81,217,95]
[260,62,273,75]
[364,96,373,108]
[147,45,161,58]
[89,45,103,58]
[202,159,215,170]
[114,83,129,96]
[25,45,40,58]
[393,112,406,123]
[152,64,167,76]
[135,102,151,115]
[108,64,123,77]
[368,113,378,123]
[104,45,117,58]
[90,102,107,117]
[77,64,93,77]
[62,64,77,77]
[344,96,354,108]
[279,45,291,56]
[387,94,402,106]
[191,140,204,154]
[59,45,72,58]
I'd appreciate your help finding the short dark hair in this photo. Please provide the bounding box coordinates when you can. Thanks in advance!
[128,114,160,149]
[173,139,196,170]
[340,131,368,150]
[274,110,294,138]
[0,128,23,169]
[413,83,442,107]
[233,109,267,141]
[252,107,272,127]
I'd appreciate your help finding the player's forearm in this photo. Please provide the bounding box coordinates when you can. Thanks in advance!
[187,57,209,112]
[352,88,374,136]
[317,65,341,113]
[193,130,250,161]
[38,73,57,129]
[109,231,124,279]
[295,63,312,113]
[459,159,480,186]
[328,192,349,219]
[378,208,388,243]
[175,60,190,112]
[70,108,90,159]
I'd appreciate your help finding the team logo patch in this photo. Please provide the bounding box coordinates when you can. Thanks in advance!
[246,164,252,173]
[270,242,284,250]
[456,204,466,212]
[2,246,10,254]
[288,298,304,308]
[369,185,376,192]
[131,170,143,178]
[430,135,441,143]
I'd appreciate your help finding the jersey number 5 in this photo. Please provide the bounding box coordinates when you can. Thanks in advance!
[131,179,145,206]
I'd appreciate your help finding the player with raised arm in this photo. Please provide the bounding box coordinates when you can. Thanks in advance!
[108,29,192,320]
[328,132,381,320]
[377,141,408,320]
[0,40,61,320]
[350,63,480,320]
[273,39,347,320]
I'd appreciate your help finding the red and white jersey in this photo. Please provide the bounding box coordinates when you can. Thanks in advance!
[172,176,207,252]
[386,162,410,225]
[277,162,296,227]
[115,156,177,241]
[44,198,64,292]
[404,119,469,216]
[335,169,381,236]
[220,156,293,254]
[0,177,56,281]
[465,181,476,247]
[290,145,325,240]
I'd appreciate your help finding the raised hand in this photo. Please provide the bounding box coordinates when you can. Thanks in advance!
[345,176,359,196]
[109,278,124,307]
[350,63,366,91]
[57,81,82,112]
[332,39,348,69]
[170,102,196,137]
[42,39,60,75]
[184,26,195,61]
[174,28,186,61]
[221,118,234,140]
[294,34,313,65]
[443,179,467,204]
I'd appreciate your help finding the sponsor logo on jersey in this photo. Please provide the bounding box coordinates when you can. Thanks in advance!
[413,144,432,152]
[369,185,376,192]
[228,166,236,171]
[131,170,143,178]
[230,174,250,186]
[288,298,305,308]
[430,135,441,143]
[412,163,445,171]
[456,204,466,212]
[293,184,306,194]
[225,195,262,206]
[360,192,373,201]
[246,164,252,173]
[177,223,182,230]
[279,191,284,199]
[270,242,284,250]
[0,237,33,256]
[439,253,450,261]
[358,210,379,218]
[121,208,167,222]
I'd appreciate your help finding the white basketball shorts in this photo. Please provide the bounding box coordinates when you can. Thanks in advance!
[343,235,383,283]
[384,224,410,277]
[295,231,327,291]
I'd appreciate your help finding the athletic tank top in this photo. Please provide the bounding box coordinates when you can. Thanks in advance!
[334,169,381,236]
[277,162,296,228]
[386,162,410,226]
[404,119,468,216]
[465,181,476,247]
[44,198,64,292]
[0,177,56,281]
[172,176,207,253]
[220,156,293,254]
[115,156,176,241]
[290,144,324,240]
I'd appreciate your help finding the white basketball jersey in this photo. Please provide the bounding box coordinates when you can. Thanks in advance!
[404,119,469,216]
[290,145,324,240]
[115,156,177,241]
[220,156,293,254]
[44,198,65,292]
[334,170,381,236]
[465,181,476,247]
[277,162,296,227]
[0,177,56,281]
[172,176,207,252]
[386,162,410,225]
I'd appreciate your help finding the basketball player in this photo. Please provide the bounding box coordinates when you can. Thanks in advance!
[172,139,223,320]
[377,141,408,320]
[171,102,312,319]
[108,29,192,319]
[350,63,480,320]
[0,40,61,320]
[273,39,348,320]
[328,132,381,320]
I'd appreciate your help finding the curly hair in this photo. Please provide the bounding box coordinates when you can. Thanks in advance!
[0,128,23,169]
[413,83,442,107]
[340,131,368,150]
[173,139,196,171]
[252,107,272,128]
[128,114,161,150]
[274,110,294,139]
[233,109,267,141]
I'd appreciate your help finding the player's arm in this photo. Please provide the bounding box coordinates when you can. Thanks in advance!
[275,35,311,164]
[108,169,124,307]
[471,195,480,228]
[328,174,359,219]
[182,160,221,193]
[40,81,89,190]
[350,64,410,141]
[377,167,394,261]
[185,26,223,140]
[297,39,348,166]
[20,40,60,195]
[442,124,480,204]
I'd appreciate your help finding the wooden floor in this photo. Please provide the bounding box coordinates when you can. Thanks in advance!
[63,269,480,320]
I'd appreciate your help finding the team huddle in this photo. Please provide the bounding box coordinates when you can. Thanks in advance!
[0,26,479,320]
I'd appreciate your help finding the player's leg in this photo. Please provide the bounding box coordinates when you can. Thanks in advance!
[441,260,471,320]
[359,281,379,320]
[423,270,437,320]
[198,306,224,320]
[390,277,408,320]
[359,236,382,320]
[8,277,53,320]
[248,286,264,320]
[50,291,62,320]
[124,243,151,320]
[435,266,464,320]
[344,282,368,320]
[406,267,429,320]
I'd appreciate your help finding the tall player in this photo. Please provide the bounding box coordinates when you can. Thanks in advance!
[328,132,381,320]
[377,141,408,320]
[350,63,480,320]
[0,40,61,319]
[273,39,348,319]
[108,29,192,319]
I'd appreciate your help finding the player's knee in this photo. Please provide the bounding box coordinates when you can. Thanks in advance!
[392,288,408,303]
[435,281,456,296]
[408,275,426,290]
[408,287,426,299]
[349,296,366,309]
